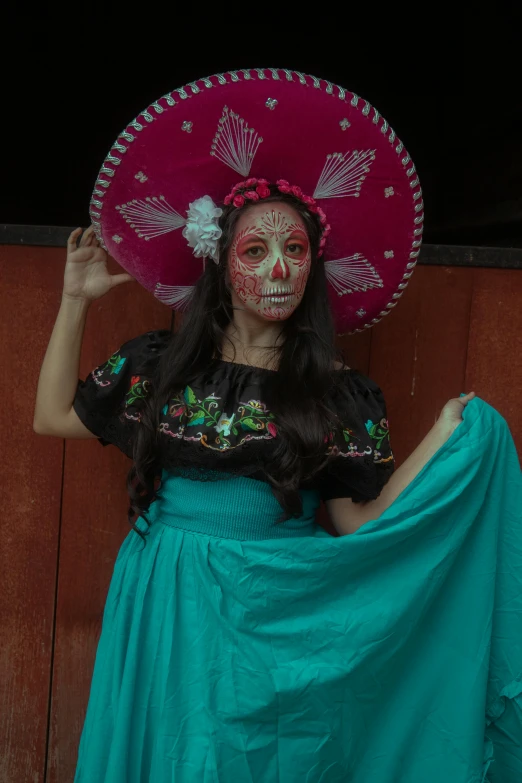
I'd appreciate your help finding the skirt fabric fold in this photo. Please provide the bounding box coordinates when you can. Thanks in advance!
[74,397,522,783]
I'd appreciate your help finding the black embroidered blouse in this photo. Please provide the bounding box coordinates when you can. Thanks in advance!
[72,329,395,503]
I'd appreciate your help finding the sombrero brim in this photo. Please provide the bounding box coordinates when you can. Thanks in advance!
[90,67,423,335]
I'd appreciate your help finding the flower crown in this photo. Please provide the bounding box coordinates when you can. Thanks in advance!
[223,178,331,257]
[183,179,332,264]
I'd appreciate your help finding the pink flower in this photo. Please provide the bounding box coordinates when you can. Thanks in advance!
[257,178,269,186]
[276,179,290,188]
[319,236,327,248]
[317,249,324,258]
[233,194,245,208]
[267,422,277,438]
[278,183,291,194]
[308,204,319,214]
[322,223,331,237]
[291,185,303,199]
[224,194,232,205]
[245,190,260,201]
[245,177,258,187]
[316,207,327,224]
[301,195,315,206]
[256,183,271,198]
[234,181,247,191]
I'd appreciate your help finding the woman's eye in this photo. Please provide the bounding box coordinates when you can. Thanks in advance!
[287,243,304,254]
[246,247,263,257]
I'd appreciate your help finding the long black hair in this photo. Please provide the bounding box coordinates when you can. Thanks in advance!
[126,187,345,542]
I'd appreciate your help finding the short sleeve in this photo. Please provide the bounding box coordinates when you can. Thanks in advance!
[319,369,395,503]
[72,329,172,457]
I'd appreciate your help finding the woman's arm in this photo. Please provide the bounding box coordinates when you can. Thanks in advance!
[33,226,135,435]
[33,293,92,431]
[326,419,455,536]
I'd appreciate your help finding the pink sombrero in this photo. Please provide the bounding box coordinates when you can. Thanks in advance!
[90,67,423,335]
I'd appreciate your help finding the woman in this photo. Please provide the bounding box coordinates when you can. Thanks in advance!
[34,70,519,782]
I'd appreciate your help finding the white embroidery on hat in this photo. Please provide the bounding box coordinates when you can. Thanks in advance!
[116,196,186,240]
[356,308,366,317]
[182,121,193,133]
[210,106,263,177]
[384,186,394,198]
[313,150,376,199]
[324,254,383,296]
[265,98,278,110]
[154,283,195,310]
[112,235,123,243]
[135,171,148,183]
[339,118,351,130]
[384,250,394,258]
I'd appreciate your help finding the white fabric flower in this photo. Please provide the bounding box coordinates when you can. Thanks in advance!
[182,195,223,263]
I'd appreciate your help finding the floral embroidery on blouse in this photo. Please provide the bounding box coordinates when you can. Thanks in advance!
[127,375,151,406]
[91,351,127,386]
[97,361,392,466]
[325,416,394,464]
[158,386,277,452]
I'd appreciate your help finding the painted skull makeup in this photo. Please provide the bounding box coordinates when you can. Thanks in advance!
[228,202,312,321]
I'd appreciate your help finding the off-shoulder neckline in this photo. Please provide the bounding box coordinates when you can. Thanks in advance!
[212,358,355,374]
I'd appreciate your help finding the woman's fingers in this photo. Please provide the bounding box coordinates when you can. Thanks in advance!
[79,225,95,246]
[67,227,82,251]
[67,226,100,253]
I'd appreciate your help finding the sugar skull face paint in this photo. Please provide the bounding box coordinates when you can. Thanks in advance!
[228,202,312,321]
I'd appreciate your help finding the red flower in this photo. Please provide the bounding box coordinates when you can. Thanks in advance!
[245,190,260,201]
[316,207,327,224]
[301,195,315,206]
[276,179,290,188]
[277,183,291,194]
[257,178,269,186]
[233,194,245,208]
[245,177,258,187]
[256,183,271,198]
[267,422,277,438]
[131,375,140,385]
[319,236,327,248]
[291,185,303,199]
[224,194,232,205]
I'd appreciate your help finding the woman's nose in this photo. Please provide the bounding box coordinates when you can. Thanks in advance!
[270,256,290,279]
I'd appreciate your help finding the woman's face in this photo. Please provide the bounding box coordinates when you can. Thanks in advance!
[227,201,312,321]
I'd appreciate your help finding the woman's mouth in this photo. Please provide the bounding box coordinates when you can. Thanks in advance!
[261,288,295,304]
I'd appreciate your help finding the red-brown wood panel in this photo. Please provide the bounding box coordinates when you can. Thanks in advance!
[0,247,66,783]
[370,265,475,465]
[466,268,522,450]
[46,259,172,783]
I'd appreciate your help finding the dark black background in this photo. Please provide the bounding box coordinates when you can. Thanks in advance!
[3,7,521,246]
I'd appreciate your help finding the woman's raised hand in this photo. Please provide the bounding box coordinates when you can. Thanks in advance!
[63,226,136,302]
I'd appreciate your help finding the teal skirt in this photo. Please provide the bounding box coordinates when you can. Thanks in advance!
[74,397,522,783]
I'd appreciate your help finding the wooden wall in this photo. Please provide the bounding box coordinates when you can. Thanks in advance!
[1,242,521,782]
